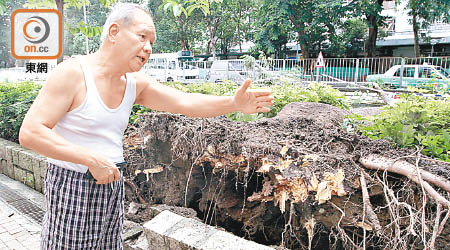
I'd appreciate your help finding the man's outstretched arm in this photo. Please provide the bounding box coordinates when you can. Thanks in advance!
[134,72,274,117]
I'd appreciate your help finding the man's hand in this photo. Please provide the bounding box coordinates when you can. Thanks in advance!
[233,79,274,114]
[87,153,121,184]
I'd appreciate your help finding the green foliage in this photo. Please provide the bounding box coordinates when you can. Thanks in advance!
[0,0,6,14]
[71,33,101,54]
[0,81,41,142]
[67,21,103,38]
[359,94,450,162]
[129,104,152,125]
[341,18,368,57]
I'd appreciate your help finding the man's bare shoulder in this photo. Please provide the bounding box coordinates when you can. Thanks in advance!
[132,71,159,92]
[133,70,155,84]
[46,57,83,88]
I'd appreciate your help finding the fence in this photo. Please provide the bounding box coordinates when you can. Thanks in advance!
[183,56,450,87]
[2,56,450,87]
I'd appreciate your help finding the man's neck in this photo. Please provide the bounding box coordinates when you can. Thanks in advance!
[88,49,126,82]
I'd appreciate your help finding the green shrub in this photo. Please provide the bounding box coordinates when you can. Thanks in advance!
[359,94,450,162]
[0,81,41,142]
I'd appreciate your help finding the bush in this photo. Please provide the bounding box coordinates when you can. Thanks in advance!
[0,81,41,142]
[358,94,450,162]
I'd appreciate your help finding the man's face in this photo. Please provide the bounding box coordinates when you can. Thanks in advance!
[115,10,156,72]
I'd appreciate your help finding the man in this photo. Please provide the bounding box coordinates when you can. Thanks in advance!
[19,2,273,249]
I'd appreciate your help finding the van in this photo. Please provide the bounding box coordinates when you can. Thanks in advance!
[208,60,248,83]
[144,51,200,82]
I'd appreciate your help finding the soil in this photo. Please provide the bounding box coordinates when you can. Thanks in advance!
[123,102,450,250]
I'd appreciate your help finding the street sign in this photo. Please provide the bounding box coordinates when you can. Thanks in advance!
[315,51,325,68]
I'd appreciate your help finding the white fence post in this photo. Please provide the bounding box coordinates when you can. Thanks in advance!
[399,58,405,87]
[354,58,359,86]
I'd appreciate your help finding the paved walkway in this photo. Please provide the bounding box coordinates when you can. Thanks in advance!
[0,174,43,250]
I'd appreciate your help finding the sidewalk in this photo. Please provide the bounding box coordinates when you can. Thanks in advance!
[0,174,44,250]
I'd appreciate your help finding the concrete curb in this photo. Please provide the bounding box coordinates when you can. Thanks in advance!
[143,210,275,250]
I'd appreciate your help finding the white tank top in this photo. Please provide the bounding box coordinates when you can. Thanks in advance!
[48,57,136,173]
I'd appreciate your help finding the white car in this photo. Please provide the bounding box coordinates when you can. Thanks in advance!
[366,64,450,90]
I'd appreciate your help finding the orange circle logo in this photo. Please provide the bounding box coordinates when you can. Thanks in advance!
[23,16,50,44]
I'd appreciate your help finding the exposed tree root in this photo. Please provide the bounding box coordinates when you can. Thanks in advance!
[123,103,450,249]
[360,154,450,208]
[124,177,147,204]
[359,171,382,235]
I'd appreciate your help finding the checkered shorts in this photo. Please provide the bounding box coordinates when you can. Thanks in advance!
[41,164,124,250]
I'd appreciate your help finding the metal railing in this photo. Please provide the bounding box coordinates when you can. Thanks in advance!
[3,56,450,87]
[182,56,450,87]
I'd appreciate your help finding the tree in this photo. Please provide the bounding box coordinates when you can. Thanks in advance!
[70,32,101,55]
[405,0,450,57]
[160,0,224,59]
[254,0,348,59]
[218,0,256,54]
[347,0,389,57]
[342,18,368,57]
[253,0,291,58]
[158,0,192,51]
[150,0,205,53]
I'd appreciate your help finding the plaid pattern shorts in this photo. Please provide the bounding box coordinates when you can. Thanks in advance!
[41,164,124,250]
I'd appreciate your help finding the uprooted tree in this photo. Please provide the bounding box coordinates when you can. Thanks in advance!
[123,102,450,250]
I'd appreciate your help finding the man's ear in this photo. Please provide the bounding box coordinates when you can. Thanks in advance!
[108,23,120,42]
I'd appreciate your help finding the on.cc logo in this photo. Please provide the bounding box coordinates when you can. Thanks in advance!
[11,9,62,59]
[23,16,50,44]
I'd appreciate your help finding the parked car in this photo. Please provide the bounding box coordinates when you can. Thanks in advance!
[366,64,450,90]
[208,60,248,83]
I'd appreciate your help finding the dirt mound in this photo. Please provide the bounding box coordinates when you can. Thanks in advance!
[123,102,450,250]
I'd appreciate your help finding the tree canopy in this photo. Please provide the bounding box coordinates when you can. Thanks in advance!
[1,0,449,66]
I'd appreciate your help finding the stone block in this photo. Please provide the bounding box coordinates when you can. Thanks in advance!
[198,229,275,250]
[4,146,13,162]
[32,158,42,193]
[6,161,14,179]
[143,210,275,250]
[40,161,48,178]
[0,159,6,174]
[165,217,216,250]
[19,151,33,172]
[143,210,185,249]
[0,145,5,160]
[11,149,20,165]
[14,167,26,183]
[41,180,46,193]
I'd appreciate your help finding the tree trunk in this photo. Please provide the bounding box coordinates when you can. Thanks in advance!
[367,15,377,57]
[238,0,242,54]
[412,8,421,57]
[366,0,384,58]
[289,16,308,58]
[208,25,216,60]
[56,0,64,64]
[177,16,187,51]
